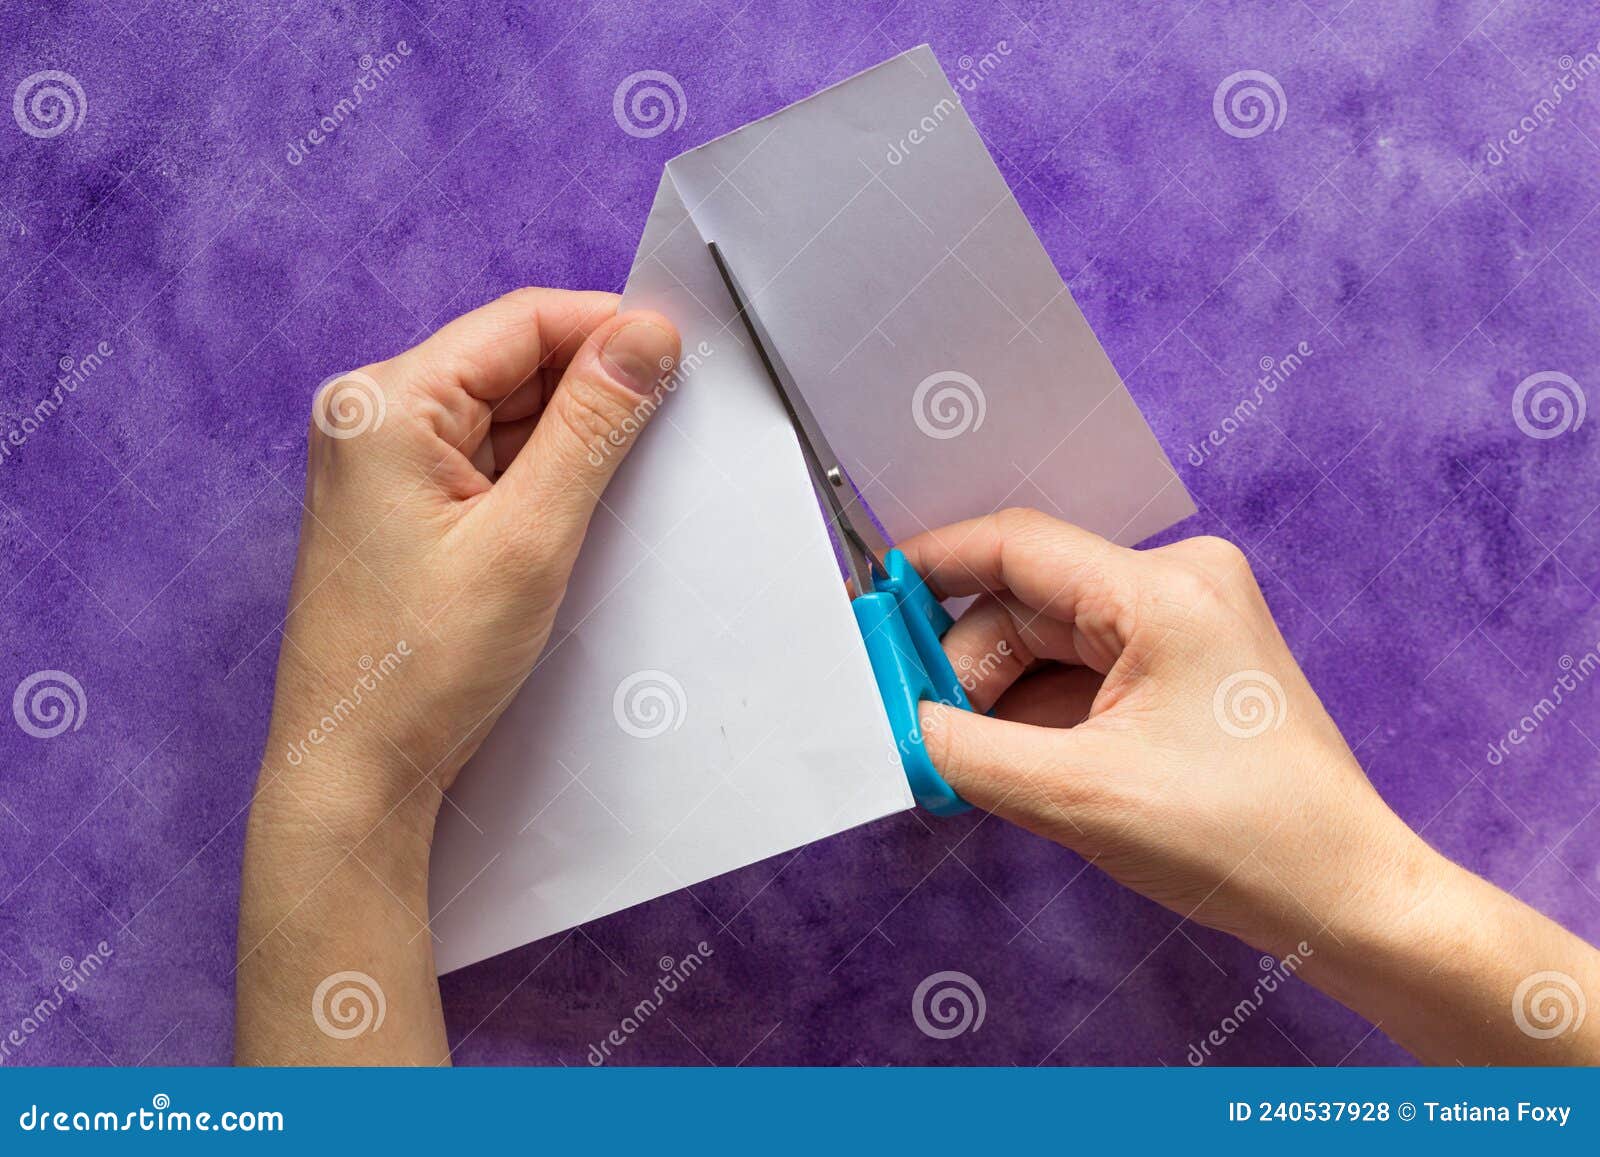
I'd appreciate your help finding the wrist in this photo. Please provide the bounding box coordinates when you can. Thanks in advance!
[250,737,441,877]
[1261,804,1465,1021]
[1268,820,1600,1064]
[1236,769,1451,967]
[264,693,442,807]
[1312,823,1458,970]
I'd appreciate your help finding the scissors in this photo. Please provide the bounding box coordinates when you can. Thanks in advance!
[708,242,974,817]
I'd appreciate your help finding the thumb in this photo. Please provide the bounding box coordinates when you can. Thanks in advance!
[488,310,681,544]
[918,701,1118,846]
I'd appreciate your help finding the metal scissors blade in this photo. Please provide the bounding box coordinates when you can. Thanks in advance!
[708,241,888,594]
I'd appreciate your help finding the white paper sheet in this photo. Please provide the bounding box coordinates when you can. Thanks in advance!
[428,47,1192,974]
[667,45,1195,545]
[427,171,912,974]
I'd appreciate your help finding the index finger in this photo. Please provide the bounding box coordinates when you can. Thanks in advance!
[894,508,1141,645]
[396,287,621,403]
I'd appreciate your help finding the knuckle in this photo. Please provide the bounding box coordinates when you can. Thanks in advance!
[995,507,1072,573]
[550,373,634,459]
[996,506,1054,539]
[496,286,549,315]
[1136,565,1228,644]
[919,713,950,770]
[308,365,392,444]
[1081,578,1137,637]
[918,702,963,773]
[1161,565,1224,615]
[1188,535,1251,578]
[1147,538,1258,626]
[1136,549,1272,666]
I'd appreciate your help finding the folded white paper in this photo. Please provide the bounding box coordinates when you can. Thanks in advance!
[428,46,1193,974]
[665,46,1194,545]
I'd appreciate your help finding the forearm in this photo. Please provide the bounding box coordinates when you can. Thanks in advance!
[235,749,447,1066]
[1270,824,1600,1065]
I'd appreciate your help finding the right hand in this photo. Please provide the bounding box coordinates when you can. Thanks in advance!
[903,509,1430,958]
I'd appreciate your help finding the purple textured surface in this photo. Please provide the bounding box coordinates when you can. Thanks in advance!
[2,0,1598,1067]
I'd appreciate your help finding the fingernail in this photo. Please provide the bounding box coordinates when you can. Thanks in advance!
[600,323,672,395]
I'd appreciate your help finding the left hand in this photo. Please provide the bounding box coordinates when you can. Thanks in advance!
[264,288,681,812]
[236,288,680,1064]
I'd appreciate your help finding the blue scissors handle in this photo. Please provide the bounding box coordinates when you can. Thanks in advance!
[852,549,972,817]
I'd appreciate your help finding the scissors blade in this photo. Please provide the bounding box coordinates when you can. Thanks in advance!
[708,241,888,594]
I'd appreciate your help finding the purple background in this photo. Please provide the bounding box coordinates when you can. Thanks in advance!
[2,0,1598,1067]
